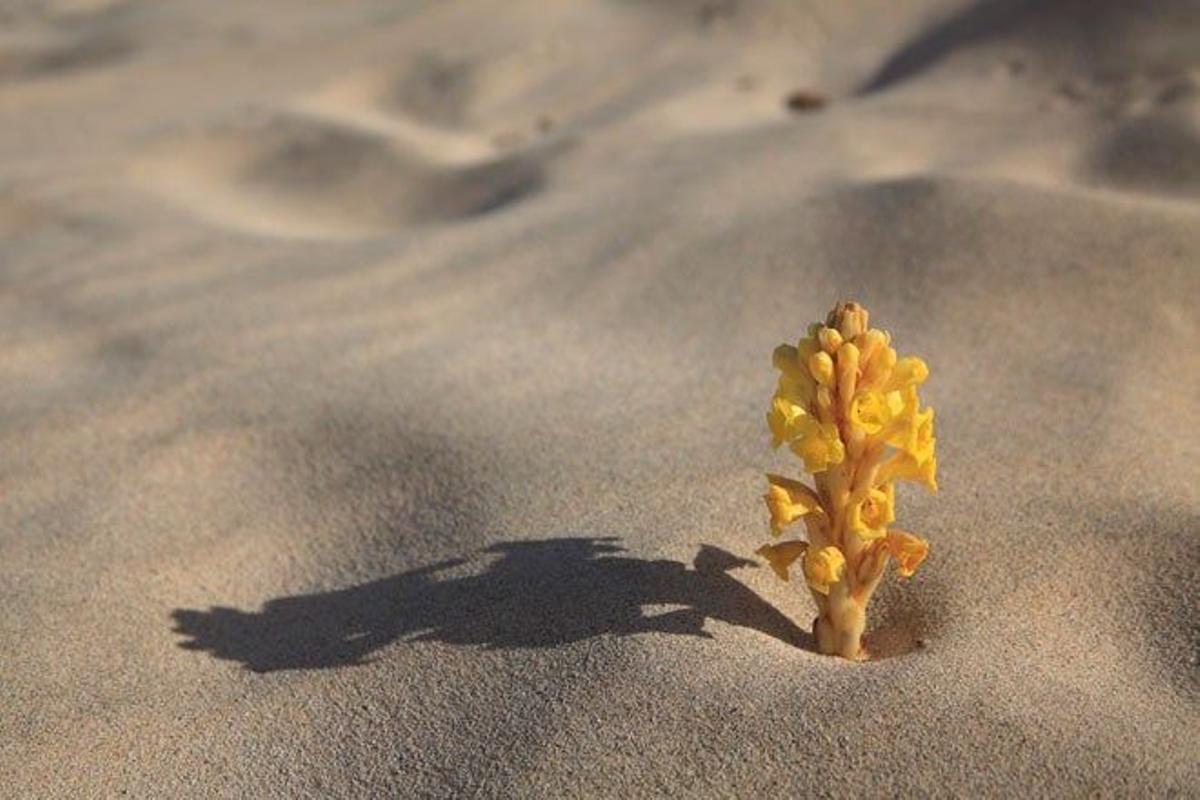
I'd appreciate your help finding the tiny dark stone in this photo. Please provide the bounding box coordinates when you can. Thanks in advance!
[784,90,828,113]
[915,637,927,649]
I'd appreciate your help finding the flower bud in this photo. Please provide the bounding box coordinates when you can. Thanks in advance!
[827,300,869,340]
[817,326,844,354]
[808,350,835,385]
[836,342,860,418]
[861,345,896,390]
[856,328,888,367]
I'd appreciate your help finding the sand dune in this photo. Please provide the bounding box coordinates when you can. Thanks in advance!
[1,0,1197,796]
[133,111,545,238]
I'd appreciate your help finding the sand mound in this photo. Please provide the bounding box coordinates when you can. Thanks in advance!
[0,29,132,80]
[859,0,1200,95]
[133,111,544,238]
[1093,90,1200,196]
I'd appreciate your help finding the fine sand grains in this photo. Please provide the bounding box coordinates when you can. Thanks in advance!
[1,0,1197,796]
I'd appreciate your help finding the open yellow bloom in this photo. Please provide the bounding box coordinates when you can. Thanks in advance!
[772,345,816,409]
[887,401,933,458]
[849,390,890,434]
[886,530,929,577]
[847,485,895,539]
[884,356,929,392]
[766,396,807,449]
[756,540,808,581]
[764,474,824,534]
[788,416,845,473]
[803,546,846,595]
[878,450,938,492]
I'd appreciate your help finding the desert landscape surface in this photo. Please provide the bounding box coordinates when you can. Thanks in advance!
[1,0,1198,795]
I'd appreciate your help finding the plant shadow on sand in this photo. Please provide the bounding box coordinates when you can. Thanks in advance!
[171,538,812,672]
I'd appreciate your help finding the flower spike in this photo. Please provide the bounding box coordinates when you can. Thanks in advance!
[755,300,938,660]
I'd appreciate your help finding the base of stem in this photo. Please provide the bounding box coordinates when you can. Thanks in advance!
[813,593,868,660]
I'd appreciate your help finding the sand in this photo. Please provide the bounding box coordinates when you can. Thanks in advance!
[1,0,1198,795]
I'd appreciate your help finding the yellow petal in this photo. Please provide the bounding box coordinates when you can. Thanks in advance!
[788,417,845,473]
[767,396,808,448]
[756,540,808,581]
[849,390,892,435]
[772,344,801,378]
[763,474,824,534]
[847,486,894,539]
[803,545,846,595]
[884,356,929,392]
[877,451,938,493]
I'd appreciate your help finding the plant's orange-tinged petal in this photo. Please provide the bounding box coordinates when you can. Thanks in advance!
[886,530,929,577]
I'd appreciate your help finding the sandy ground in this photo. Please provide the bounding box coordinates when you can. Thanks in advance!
[1,0,1198,796]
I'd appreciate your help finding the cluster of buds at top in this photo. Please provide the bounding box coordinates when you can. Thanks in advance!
[756,300,936,660]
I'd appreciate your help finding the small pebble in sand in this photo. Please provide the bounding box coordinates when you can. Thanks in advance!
[784,89,828,113]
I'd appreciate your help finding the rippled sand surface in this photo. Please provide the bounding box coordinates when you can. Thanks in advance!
[2,1,1197,794]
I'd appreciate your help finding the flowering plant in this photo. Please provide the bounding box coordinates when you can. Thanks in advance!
[756,300,936,660]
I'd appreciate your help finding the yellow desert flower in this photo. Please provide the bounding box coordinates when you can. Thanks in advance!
[764,473,824,534]
[879,450,938,493]
[766,396,806,448]
[756,540,808,581]
[886,401,934,460]
[847,486,895,539]
[788,416,844,473]
[755,300,939,660]
[803,546,846,595]
[849,390,897,435]
[886,530,929,577]
[884,356,929,392]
